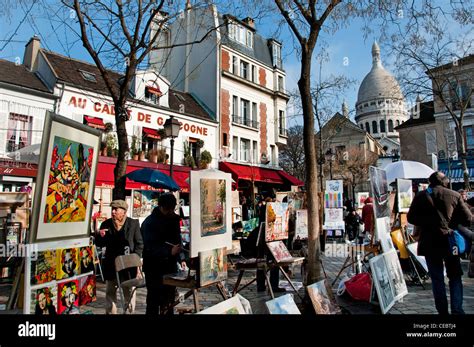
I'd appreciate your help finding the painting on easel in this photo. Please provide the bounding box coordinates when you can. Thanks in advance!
[397,179,413,213]
[265,202,289,241]
[199,247,228,287]
[369,166,391,219]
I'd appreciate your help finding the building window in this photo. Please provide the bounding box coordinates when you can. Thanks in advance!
[272,43,282,69]
[79,70,97,83]
[372,121,378,134]
[252,140,258,163]
[7,113,32,152]
[241,138,250,162]
[232,56,238,75]
[232,96,239,118]
[278,76,284,92]
[142,128,161,153]
[270,145,276,165]
[241,99,250,125]
[425,129,437,155]
[388,119,394,132]
[360,124,363,129]
[252,102,258,127]
[380,119,386,133]
[464,126,474,150]
[365,122,370,133]
[188,138,200,164]
[279,110,286,136]
[246,30,253,48]
[228,21,253,48]
[145,85,161,105]
[240,60,249,79]
[396,119,400,127]
[450,81,471,111]
[232,136,239,161]
[251,65,256,82]
[223,133,228,147]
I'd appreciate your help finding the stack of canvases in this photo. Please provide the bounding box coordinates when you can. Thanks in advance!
[323,180,345,238]
[30,246,97,314]
[367,166,408,314]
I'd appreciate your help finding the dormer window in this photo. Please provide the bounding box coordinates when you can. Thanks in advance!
[79,70,97,82]
[145,85,161,105]
[271,41,282,69]
[228,20,254,48]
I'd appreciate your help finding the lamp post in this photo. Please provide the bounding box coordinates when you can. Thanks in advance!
[164,115,181,178]
[325,148,334,180]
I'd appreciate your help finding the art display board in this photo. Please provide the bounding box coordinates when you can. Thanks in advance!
[383,250,408,301]
[294,210,308,240]
[198,247,228,287]
[231,206,242,224]
[266,294,301,314]
[323,208,345,231]
[356,192,370,208]
[265,202,289,241]
[307,279,341,314]
[369,166,391,219]
[131,190,160,219]
[23,237,95,314]
[30,112,101,243]
[190,169,232,258]
[397,179,413,213]
[375,217,395,253]
[369,253,395,314]
[197,295,247,314]
[325,180,343,208]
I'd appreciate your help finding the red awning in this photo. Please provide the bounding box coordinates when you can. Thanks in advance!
[0,165,38,178]
[278,170,305,186]
[84,116,106,130]
[219,162,284,184]
[173,171,189,193]
[146,86,162,96]
[142,127,160,140]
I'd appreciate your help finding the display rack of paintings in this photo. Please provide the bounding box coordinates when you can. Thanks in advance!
[307,279,341,314]
[190,170,232,258]
[197,295,247,314]
[396,179,413,213]
[30,112,101,243]
[266,294,301,314]
[198,247,228,287]
[265,202,289,241]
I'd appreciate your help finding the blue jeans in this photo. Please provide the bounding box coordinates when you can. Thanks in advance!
[425,255,464,314]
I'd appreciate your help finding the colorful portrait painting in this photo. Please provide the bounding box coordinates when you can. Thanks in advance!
[79,274,97,306]
[307,279,341,315]
[57,248,79,279]
[31,285,57,315]
[30,250,57,285]
[199,247,228,286]
[78,246,94,275]
[57,279,80,314]
[200,179,226,237]
[44,136,93,224]
[265,202,289,241]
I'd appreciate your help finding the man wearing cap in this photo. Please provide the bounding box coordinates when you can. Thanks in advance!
[96,199,143,314]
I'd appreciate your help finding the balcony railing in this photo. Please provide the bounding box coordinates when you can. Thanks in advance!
[279,127,288,136]
[232,115,259,129]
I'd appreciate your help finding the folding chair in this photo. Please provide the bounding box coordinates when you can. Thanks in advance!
[114,254,146,314]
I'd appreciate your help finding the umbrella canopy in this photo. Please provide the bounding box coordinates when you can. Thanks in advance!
[384,160,435,183]
[6,143,41,164]
[126,168,180,191]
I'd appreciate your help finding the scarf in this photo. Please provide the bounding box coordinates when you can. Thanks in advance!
[112,216,127,231]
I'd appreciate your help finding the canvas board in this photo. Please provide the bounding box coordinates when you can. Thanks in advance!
[369,166,391,219]
[397,179,413,213]
[307,279,341,314]
[266,294,301,314]
[197,295,247,314]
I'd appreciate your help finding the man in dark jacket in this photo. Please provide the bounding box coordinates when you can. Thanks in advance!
[407,171,471,314]
[141,193,185,315]
[96,199,143,314]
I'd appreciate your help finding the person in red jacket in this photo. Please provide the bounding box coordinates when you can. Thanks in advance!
[361,197,375,244]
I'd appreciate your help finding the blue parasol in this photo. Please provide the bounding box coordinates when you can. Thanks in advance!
[126,168,180,191]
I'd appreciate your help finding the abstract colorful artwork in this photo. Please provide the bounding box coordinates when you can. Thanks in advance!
[199,247,228,286]
[325,180,343,208]
[200,179,226,237]
[265,202,289,241]
[31,285,57,315]
[44,136,93,224]
[57,279,80,314]
[57,248,79,279]
[78,246,94,274]
[397,179,413,213]
[79,274,96,306]
[307,279,341,315]
[266,294,301,314]
[30,250,57,285]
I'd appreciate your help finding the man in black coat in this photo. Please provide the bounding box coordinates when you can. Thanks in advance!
[141,193,185,315]
[96,199,143,314]
[407,171,471,314]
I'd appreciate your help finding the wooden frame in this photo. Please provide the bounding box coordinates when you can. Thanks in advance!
[30,111,101,243]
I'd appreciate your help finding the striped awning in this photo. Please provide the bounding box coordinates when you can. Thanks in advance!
[440,168,474,182]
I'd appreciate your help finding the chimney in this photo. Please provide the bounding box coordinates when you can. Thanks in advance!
[242,17,255,29]
[342,100,349,118]
[23,35,41,72]
[412,94,422,119]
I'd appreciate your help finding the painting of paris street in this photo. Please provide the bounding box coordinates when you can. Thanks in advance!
[200,179,226,237]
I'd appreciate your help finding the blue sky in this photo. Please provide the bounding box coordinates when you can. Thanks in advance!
[0,1,467,129]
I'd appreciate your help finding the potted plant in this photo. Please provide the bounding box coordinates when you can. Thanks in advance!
[199,150,212,169]
[196,139,204,148]
[106,133,117,157]
[131,135,139,160]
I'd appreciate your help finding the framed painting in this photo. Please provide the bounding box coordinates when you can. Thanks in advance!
[369,166,391,219]
[323,208,345,230]
[266,294,301,314]
[199,247,228,287]
[396,179,413,213]
[294,210,308,240]
[30,112,101,243]
[406,242,429,273]
[57,279,80,314]
[369,254,395,314]
[383,250,408,301]
[57,248,79,279]
[190,170,232,258]
[265,202,289,241]
[375,217,395,253]
[307,279,341,314]
[132,190,160,219]
[30,284,57,315]
[325,180,343,208]
[30,250,57,285]
[78,246,94,275]
[197,295,247,314]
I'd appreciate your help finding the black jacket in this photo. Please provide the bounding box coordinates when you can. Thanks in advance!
[141,207,182,277]
[407,185,471,257]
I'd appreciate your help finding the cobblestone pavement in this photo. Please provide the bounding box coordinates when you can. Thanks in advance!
[85,252,474,315]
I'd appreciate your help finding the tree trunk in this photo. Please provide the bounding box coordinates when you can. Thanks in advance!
[299,49,321,285]
[112,104,130,200]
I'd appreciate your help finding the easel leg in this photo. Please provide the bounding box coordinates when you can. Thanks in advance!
[264,268,274,299]
[193,289,200,312]
[279,266,304,301]
[331,255,352,286]
[216,282,228,300]
[409,255,425,290]
[232,270,245,296]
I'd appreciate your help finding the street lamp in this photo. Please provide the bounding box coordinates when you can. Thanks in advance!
[325,148,334,180]
[164,115,181,178]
